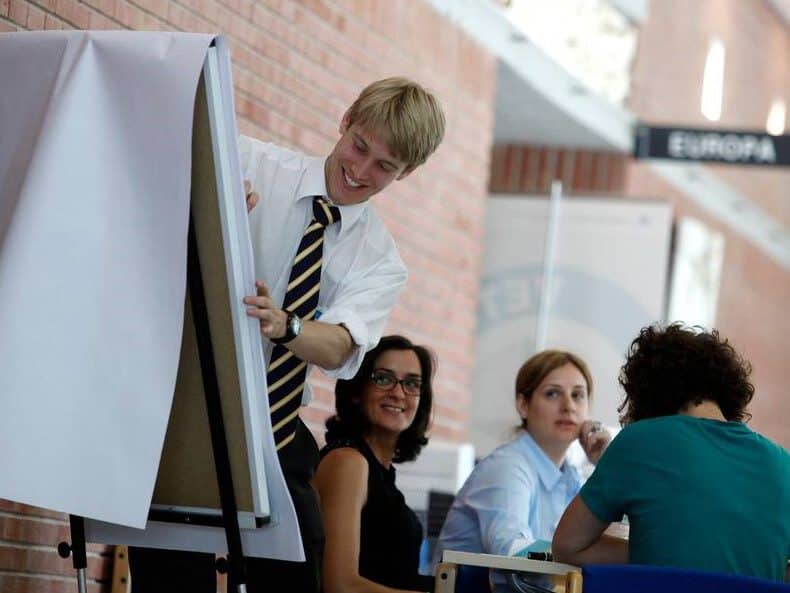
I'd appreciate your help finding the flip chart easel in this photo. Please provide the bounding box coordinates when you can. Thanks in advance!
[58,41,261,593]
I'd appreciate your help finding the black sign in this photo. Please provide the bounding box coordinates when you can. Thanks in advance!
[634,124,790,167]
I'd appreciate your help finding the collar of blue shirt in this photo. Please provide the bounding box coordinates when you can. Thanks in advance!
[517,430,582,490]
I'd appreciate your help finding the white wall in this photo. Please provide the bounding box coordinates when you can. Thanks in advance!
[471,195,672,456]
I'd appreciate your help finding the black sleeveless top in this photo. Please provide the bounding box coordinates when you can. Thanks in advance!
[320,438,435,592]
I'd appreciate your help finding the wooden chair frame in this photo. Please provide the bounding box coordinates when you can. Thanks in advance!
[434,551,582,593]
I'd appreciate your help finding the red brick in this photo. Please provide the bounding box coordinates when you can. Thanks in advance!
[88,10,115,28]
[8,0,27,26]
[137,0,169,19]
[72,2,92,28]
[54,0,74,23]
[94,0,115,16]
[0,515,69,546]
[113,0,142,29]
[0,544,111,579]
[26,4,45,28]
[0,573,107,593]
[491,146,627,195]
[0,501,65,520]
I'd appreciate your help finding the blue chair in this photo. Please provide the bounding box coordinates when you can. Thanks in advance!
[456,564,490,593]
[580,564,790,593]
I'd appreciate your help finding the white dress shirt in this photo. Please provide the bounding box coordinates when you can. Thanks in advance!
[238,135,408,405]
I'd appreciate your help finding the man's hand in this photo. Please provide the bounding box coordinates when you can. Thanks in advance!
[245,180,259,213]
[579,420,612,465]
[244,281,286,339]
[243,281,356,369]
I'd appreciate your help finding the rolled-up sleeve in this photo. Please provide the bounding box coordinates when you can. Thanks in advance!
[318,253,407,379]
[238,135,252,171]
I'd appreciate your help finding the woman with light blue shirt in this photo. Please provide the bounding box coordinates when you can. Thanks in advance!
[433,350,610,588]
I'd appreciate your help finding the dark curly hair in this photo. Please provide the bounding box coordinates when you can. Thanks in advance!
[618,323,754,425]
[325,335,435,463]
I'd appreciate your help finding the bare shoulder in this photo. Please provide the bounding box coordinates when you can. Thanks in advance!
[322,446,367,468]
[314,447,368,487]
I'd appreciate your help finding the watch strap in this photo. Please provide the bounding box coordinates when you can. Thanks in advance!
[271,310,300,344]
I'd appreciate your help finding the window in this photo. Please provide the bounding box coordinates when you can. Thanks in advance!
[766,98,786,136]
[701,38,725,121]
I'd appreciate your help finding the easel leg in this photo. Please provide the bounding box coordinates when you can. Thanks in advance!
[188,215,247,591]
[57,514,88,593]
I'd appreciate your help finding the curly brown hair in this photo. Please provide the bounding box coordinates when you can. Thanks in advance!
[618,323,754,425]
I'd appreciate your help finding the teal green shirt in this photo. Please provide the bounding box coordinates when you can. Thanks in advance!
[580,416,790,581]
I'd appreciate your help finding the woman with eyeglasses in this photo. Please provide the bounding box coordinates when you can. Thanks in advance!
[433,350,611,592]
[312,335,436,593]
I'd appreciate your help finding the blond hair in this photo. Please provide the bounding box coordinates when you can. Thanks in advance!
[345,77,445,170]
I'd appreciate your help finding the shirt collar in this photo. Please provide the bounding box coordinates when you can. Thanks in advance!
[518,431,581,490]
[295,155,366,236]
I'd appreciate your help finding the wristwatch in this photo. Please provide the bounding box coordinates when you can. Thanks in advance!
[271,310,301,344]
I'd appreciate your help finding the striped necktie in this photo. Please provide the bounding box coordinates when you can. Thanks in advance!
[267,196,340,451]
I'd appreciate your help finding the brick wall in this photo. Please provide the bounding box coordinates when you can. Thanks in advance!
[486,0,790,450]
[490,0,790,447]
[0,501,112,593]
[628,0,790,223]
[0,0,497,589]
[625,0,790,448]
[489,144,628,194]
[624,163,790,448]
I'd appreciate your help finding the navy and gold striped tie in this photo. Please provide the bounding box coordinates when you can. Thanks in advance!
[267,196,340,451]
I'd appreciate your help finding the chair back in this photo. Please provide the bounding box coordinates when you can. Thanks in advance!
[423,490,456,572]
[456,564,490,593]
[581,564,790,593]
[427,490,455,538]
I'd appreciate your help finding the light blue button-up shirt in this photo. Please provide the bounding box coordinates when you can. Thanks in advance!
[434,431,583,564]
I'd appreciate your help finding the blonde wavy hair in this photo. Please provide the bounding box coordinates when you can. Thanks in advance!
[345,77,446,170]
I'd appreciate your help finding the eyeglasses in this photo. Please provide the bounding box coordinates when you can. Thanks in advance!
[369,369,422,397]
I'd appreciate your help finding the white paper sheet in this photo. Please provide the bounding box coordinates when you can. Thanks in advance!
[0,31,303,562]
[87,38,304,561]
[0,30,213,528]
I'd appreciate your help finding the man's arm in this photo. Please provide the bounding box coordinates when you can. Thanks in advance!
[552,496,628,565]
[286,318,355,370]
[244,280,355,370]
[242,183,356,370]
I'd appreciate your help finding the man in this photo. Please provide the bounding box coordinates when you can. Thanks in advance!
[237,76,445,593]
[130,77,445,593]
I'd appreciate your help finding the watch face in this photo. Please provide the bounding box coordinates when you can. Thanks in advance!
[288,313,301,337]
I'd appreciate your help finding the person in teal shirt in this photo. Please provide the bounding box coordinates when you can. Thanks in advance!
[553,323,790,583]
